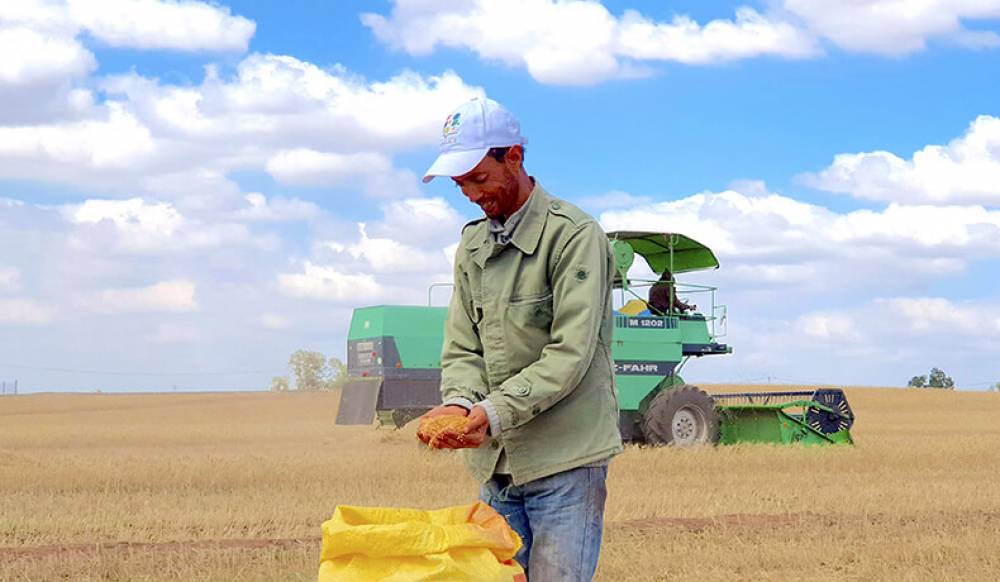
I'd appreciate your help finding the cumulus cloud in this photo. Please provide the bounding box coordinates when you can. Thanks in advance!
[64,197,258,253]
[783,0,1000,56]
[882,296,985,333]
[0,25,94,85]
[323,223,448,274]
[66,0,255,52]
[363,1,1000,85]
[83,280,199,314]
[266,149,419,198]
[277,262,383,301]
[363,0,817,85]
[801,115,1000,205]
[0,0,254,121]
[234,193,320,222]
[0,54,480,198]
[0,103,155,173]
[370,197,467,246]
[599,183,1000,297]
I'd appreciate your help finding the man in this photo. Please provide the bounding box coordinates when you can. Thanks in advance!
[418,96,623,581]
[647,269,696,315]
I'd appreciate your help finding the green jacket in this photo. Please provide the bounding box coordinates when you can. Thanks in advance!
[441,183,623,485]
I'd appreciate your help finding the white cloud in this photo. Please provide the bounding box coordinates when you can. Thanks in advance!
[66,197,182,249]
[0,25,94,85]
[883,296,984,333]
[66,0,255,52]
[64,197,260,253]
[0,54,480,197]
[84,279,199,314]
[0,103,155,171]
[802,115,1000,205]
[332,223,447,274]
[363,1,1000,85]
[371,197,467,246]
[235,193,320,222]
[0,298,54,325]
[0,266,20,293]
[599,185,1000,295]
[363,1,817,85]
[0,0,253,123]
[266,149,419,198]
[617,6,817,65]
[277,262,383,301]
[783,0,1000,56]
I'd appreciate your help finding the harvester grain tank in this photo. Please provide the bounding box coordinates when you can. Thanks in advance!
[336,231,855,446]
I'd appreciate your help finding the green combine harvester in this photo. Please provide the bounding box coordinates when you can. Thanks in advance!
[336,231,854,446]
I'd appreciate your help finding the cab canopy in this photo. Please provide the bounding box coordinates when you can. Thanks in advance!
[607,231,719,287]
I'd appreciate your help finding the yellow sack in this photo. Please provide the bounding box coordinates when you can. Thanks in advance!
[318,501,526,582]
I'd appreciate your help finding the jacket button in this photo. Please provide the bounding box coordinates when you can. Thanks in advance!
[514,386,530,396]
[551,201,561,210]
[491,441,499,449]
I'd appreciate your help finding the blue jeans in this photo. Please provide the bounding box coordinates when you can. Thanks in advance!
[480,466,608,582]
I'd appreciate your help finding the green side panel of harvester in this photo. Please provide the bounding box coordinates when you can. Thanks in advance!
[609,315,683,411]
[349,306,447,368]
[718,403,854,445]
[678,317,712,345]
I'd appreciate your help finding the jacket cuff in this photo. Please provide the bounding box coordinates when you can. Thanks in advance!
[475,398,503,435]
[441,397,475,411]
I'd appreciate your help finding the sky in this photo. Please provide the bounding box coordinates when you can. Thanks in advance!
[1,0,999,393]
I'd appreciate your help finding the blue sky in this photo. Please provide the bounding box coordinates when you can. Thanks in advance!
[1,0,999,392]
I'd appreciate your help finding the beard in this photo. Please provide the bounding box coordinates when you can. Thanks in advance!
[483,166,521,220]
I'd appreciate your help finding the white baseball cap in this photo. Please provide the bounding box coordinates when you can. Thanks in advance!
[422,97,527,183]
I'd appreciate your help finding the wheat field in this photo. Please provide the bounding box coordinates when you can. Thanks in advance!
[2,385,999,581]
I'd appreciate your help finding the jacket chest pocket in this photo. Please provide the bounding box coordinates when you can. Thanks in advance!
[507,291,554,330]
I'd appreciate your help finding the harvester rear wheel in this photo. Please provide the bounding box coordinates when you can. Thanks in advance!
[641,385,719,447]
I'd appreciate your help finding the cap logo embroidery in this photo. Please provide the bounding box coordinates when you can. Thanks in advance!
[442,112,462,138]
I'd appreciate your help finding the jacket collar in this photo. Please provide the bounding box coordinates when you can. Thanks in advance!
[468,182,549,268]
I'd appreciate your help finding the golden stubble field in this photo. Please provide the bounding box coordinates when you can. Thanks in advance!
[2,386,999,581]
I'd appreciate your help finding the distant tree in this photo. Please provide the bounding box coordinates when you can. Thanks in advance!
[908,368,954,389]
[990,382,1000,393]
[270,376,289,392]
[927,367,955,389]
[325,357,348,390]
[289,350,331,391]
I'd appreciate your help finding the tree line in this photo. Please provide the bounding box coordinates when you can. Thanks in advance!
[271,350,348,392]
[907,367,1000,391]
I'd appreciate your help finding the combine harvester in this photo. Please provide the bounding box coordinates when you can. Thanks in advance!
[336,231,854,446]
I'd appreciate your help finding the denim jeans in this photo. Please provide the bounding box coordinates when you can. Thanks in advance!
[480,466,608,582]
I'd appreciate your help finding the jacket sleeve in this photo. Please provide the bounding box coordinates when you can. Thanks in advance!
[440,249,488,403]
[486,221,610,432]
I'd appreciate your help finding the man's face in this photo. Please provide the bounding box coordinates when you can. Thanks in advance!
[452,149,520,220]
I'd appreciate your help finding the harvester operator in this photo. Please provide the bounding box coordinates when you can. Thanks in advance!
[418,96,623,581]
[648,269,696,315]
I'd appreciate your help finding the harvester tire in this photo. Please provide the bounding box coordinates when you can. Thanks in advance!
[641,385,720,447]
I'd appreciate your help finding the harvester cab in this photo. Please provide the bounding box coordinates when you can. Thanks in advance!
[335,230,856,447]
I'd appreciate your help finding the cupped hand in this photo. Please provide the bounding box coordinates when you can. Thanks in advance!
[417,405,468,445]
